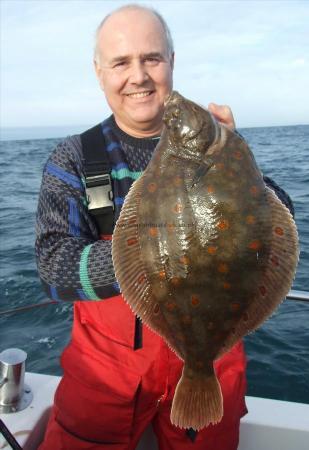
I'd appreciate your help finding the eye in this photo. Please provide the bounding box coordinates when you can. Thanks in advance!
[113,61,127,69]
[144,57,160,65]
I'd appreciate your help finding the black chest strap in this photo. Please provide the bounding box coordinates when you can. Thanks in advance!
[80,123,143,351]
[80,124,114,236]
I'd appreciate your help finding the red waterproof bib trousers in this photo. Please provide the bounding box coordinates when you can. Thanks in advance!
[39,295,247,450]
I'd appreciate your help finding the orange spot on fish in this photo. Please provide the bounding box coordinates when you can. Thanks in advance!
[223,282,231,290]
[153,303,160,314]
[218,263,229,273]
[246,215,256,225]
[207,185,215,194]
[173,176,182,186]
[173,203,183,213]
[259,286,267,296]
[191,295,200,307]
[207,246,217,255]
[217,219,230,231]
[248,240,261,251]
[137,273,146,284]
[230,302,241,312]
[171,277,181,286]
[147,182,157,193]
[182,315,192,325]
[270,255,279,267]
[215,163,224,170]
[250,186,259,196]
[149,227,158,237]
[166,301,177,312]
[233,151,243,160]
[127,238,138,246]
[179,256,190,265]
[275,226,284,236]
[159,270,166,279]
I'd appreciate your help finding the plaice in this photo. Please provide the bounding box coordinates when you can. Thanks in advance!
[112,91,299,431]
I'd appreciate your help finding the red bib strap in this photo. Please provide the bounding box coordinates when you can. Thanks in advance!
[100,234,113,241]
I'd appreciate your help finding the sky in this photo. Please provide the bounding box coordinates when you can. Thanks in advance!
[1,0,309,130]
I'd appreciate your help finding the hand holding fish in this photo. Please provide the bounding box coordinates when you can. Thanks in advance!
[208,102,235,130]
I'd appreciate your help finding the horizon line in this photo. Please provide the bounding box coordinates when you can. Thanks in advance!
[1,122,308,131]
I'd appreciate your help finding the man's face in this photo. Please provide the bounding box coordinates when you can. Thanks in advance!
[95,9,174,137]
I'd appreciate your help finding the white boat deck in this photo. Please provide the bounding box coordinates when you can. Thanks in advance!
[1,372,309,450]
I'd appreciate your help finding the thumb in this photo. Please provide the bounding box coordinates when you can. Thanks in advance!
[207,102,235,130]
[208,102,225,118]
[208,102,217,113]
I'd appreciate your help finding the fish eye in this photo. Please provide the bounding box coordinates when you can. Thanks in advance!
[172,108,180,118]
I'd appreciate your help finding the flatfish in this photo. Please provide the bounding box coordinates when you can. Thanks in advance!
[112,91,299,430]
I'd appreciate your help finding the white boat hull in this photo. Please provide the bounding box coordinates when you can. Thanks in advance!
[1,372,308,450]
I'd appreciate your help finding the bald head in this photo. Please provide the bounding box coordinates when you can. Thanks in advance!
[94,4,174,65]
[93,4,174,137]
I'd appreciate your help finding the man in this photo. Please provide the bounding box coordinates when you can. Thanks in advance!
[36,5,293,450]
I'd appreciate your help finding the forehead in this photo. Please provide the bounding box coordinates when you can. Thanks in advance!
[98,9,168,61]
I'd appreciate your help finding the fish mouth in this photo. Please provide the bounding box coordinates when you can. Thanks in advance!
[164,92,174,107]
[163,90,183,108]
[163,91,205,143]
[163,93,182,126]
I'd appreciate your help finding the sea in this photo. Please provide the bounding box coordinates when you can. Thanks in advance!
[0,124,308,404]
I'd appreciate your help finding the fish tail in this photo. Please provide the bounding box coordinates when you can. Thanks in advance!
[170,366,223,431]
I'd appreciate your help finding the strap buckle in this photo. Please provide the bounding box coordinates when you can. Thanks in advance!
[85,173,114,215]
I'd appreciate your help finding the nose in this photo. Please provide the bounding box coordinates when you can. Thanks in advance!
[128,59,149,84]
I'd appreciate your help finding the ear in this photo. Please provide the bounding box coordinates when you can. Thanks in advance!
[94,59,105,91]
[170,52,175,71]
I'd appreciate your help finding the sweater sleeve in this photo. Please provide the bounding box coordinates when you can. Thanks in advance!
[35,134,295,302]
[234,130,295,216]
[35,135,119,301]
[263,175,295,217]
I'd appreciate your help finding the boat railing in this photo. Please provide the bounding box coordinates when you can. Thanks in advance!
[286,289,309,303]
[0,289,308,316]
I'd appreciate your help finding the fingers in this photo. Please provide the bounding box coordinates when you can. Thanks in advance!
[208,102,236,131]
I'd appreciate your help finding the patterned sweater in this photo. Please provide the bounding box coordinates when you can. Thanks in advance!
[35,116,294,302]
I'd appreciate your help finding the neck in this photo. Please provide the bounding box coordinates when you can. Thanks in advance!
[114,117,162,138]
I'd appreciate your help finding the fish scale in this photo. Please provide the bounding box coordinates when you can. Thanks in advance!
[112,91,299,431]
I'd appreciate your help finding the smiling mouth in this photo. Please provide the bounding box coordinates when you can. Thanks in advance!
[126,91,154,99]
